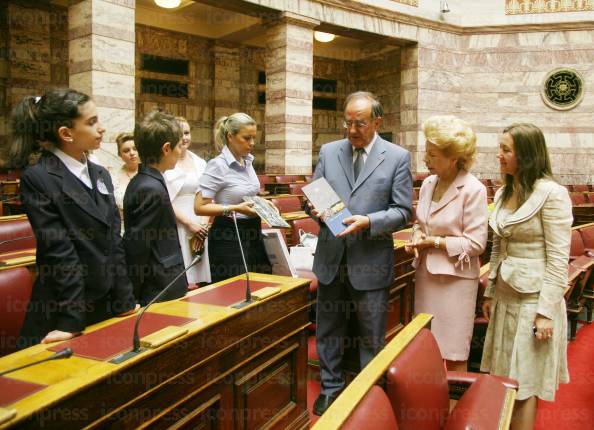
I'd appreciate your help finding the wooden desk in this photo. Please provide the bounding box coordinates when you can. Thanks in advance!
[0,273,311,429]
[0,249,35,271]
[573,203,594,225]
[282,211,309,222]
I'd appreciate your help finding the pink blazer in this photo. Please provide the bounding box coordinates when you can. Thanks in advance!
[414,170,488,279]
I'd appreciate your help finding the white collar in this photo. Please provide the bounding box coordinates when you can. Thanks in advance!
[353,133,378,156]
[50,147,92,188]
[222,145,254,167]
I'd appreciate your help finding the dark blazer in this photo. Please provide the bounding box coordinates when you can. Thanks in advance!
[312,137,413,290]
[18,151,136,346]
[123,165,187,306]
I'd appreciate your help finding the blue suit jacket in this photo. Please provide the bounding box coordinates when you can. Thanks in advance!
[312,137,412,290]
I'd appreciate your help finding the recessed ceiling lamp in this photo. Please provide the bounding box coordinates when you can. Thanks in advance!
[314,31,336,43]
[154,0,181,8]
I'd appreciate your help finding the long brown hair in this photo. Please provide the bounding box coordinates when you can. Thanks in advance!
[500,123,553,206]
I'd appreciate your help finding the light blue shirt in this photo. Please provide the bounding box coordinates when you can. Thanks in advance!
[199,145,260,217]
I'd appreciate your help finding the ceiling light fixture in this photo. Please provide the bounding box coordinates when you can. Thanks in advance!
[314,31,336,43]
[440,0,450,13]
[154,0,181,9]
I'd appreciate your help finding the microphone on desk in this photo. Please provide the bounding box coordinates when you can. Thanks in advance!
[231,211,253,309]
[110,251,203,364]
[0,348,72,377]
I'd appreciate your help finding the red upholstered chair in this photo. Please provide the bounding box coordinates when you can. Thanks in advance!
[577,225,594,323]
[0,267,33,357]
[342,386,399,430]
[257,175,275,185]
[570,192,587,205]
[271,196,302,214]
[0,218,36,253]
[572,184,589,192]
[0,172,20,181]
[290,217,320,247]
[275,175,303,183]
[288,183,306,196]
[579,224,594,253]
[387,328,517,430]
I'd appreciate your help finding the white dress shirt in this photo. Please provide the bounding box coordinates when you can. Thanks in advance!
[50,147,93,189]
[351,132,378,164]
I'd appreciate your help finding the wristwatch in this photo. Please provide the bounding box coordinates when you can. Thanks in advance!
[433,236,441,249]
[222,205,231,216]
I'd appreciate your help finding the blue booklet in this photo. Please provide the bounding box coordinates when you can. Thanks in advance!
[302,178,352,237]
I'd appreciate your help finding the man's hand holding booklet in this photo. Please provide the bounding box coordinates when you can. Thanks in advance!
[302,178,353,237]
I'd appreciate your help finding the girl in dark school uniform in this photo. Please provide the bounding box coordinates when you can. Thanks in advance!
[10,88,137,347]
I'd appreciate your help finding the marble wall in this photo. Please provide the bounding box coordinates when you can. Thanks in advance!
[409,27,594,183]
[459,30,594,183]
[0,2,68,168]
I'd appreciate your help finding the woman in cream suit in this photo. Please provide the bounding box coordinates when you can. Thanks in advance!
[406,115,488,372]
[481,123,571,430]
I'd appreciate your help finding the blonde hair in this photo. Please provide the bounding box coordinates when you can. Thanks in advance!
[214,113,256,151]
[422,115,476,170]
[115,132,134,155]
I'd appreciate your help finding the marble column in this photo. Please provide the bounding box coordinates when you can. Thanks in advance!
[213,41,241,122]
[265,12,319,175]
[399,45,421,172]
[68,0,135,171]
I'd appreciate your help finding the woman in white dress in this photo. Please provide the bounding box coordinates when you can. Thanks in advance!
[112,132,139,234]
[165,117,211,286]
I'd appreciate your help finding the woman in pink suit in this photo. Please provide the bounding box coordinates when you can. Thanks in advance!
[405,115,488,372]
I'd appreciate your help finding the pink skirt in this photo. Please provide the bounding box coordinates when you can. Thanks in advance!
[414,262,478,361]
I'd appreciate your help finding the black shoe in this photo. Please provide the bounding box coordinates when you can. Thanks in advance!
[313,394,336,416]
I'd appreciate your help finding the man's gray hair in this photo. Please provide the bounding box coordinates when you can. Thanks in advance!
[344,91,383,119]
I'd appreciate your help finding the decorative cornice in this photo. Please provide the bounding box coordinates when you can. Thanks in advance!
[505,0,593,15]
[266,11,321,29]
[314,0,594,35]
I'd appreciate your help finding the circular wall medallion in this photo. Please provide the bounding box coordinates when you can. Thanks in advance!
[541,68,584,111]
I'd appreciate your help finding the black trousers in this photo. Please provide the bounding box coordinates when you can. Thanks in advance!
[208,216,271,283]
[316,255,389,397]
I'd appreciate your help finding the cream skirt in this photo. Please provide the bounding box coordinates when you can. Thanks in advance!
[480,276,569,401]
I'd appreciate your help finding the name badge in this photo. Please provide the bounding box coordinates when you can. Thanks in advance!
[96,178,109,195]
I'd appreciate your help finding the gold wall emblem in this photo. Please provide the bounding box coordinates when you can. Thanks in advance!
[541,68,584,111]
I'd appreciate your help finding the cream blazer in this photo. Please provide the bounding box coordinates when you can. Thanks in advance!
[414,170,488,279]
[485,179,572,319]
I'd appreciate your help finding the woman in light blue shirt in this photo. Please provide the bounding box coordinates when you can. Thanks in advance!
[194,113,272,282]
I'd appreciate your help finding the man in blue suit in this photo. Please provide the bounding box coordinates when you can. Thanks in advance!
[311,91,413,415]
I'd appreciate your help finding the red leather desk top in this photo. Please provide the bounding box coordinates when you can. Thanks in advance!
[184,279,280,306]
[47,313,194,361]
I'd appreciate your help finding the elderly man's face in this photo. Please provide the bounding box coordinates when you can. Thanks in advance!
[344,98,382,149]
